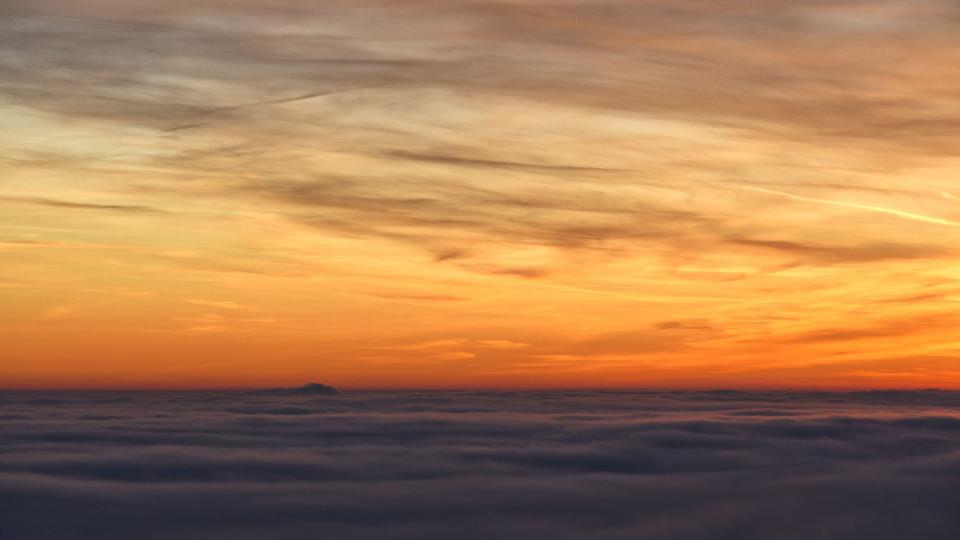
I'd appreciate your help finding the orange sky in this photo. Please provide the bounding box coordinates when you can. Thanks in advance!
[3,0,960,389]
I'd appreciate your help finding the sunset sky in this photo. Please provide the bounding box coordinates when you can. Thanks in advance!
[2,0,960,389]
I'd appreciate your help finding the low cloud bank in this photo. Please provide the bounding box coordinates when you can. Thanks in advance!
[1,390,959,539]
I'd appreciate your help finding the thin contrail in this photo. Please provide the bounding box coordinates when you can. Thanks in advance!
[742,185,960,228]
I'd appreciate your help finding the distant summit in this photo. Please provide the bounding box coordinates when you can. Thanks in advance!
[293,382,339,395]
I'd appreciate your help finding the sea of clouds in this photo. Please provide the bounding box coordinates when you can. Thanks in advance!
[2,390,960,539]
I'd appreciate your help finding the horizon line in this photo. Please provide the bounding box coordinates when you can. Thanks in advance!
[2,386,957,393]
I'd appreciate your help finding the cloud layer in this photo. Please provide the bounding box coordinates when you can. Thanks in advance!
[2,390,960,539]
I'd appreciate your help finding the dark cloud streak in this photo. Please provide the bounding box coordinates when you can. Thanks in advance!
[0,195,164,214]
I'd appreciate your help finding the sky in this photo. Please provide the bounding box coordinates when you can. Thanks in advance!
[2,0,960,389]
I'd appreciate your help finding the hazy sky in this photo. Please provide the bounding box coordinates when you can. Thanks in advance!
[2,0,960,389]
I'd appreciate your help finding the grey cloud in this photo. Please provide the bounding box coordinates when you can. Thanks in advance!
[4,0,960,154]
[382,150,631,174]
[728,237,952,264]
[239,175,722,265]
[0,195,164,213]
[656,319,714,332]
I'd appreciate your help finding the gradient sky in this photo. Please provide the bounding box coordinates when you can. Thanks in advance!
[2,0,960,389]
